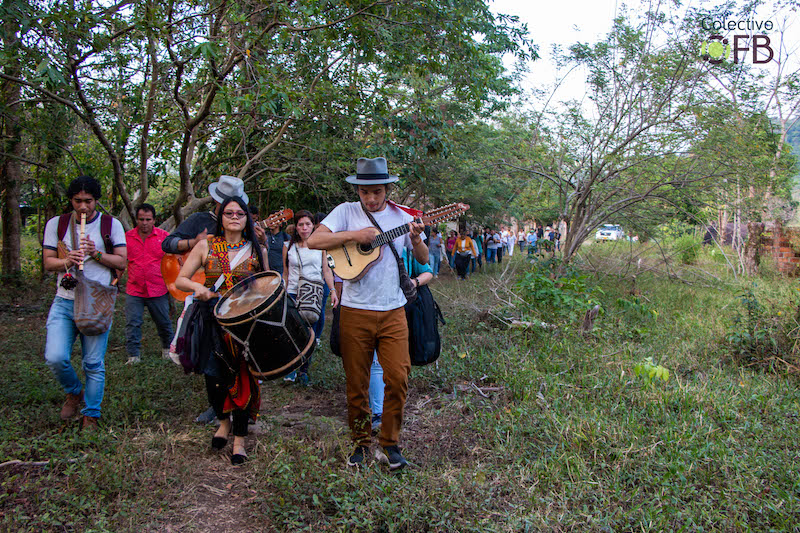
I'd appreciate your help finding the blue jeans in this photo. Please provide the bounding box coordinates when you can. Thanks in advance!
[486,248,497,263]
[429,252,441,275]
[369,351,384,417]
[468,256,481,274]
[125,293,174,358]
[45,296,111,418]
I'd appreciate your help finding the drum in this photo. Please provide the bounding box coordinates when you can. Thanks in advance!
[214,271,315,379]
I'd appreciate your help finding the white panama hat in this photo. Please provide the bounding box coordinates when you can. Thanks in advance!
[208,175,249,204]
[345,157,399,185]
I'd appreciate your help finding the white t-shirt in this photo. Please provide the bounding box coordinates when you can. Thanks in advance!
[321,201,424,311]
[487,233,501,249]
[285,244,324,295]
[43,212,126,300]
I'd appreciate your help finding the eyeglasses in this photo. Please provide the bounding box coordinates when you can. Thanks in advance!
[222,211,247,219]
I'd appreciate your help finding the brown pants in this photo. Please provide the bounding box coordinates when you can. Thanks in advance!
[339,305,410,447]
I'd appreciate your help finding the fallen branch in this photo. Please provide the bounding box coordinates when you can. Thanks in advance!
[0,454,87,469]
[201,483,228,497]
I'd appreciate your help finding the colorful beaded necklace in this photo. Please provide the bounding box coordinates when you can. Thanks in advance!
[225,238,247,250]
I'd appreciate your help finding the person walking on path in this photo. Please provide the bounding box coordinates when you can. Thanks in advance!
[307,156,428,471]
[42,175,127,430]
[124,203,174,364]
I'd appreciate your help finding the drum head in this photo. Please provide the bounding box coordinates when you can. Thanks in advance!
[215,271,282,320]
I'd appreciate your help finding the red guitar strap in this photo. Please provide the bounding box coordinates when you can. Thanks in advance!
[387,200,423,218]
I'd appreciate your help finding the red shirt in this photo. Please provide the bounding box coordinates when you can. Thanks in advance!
[125,227,169,298]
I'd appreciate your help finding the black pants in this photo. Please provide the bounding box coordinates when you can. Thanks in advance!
[454,253,470,279]
[205,374,249,437]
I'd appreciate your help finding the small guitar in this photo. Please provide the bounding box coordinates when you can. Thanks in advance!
[162,208,293,301]
[327,203,470,281]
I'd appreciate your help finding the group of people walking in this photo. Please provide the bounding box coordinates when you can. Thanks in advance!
[41,157,427,471]
[424,218,569,281]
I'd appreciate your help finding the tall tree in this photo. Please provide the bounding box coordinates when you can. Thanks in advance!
[0,0,25,276]
[0,0,533,231]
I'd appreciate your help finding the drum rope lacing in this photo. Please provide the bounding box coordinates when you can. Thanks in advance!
[219,289,305,376]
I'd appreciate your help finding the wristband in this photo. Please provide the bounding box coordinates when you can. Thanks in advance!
[94,251,103,262]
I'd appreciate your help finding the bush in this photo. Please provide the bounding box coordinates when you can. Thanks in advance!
[674,234,701,265]
[726,288,800,372]
[515,259,604,323]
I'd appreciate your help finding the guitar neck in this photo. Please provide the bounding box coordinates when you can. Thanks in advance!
[366,203,468,249]
[371,222,416,248]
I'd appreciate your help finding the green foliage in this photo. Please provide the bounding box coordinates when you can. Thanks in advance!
[726,288,800,372]
[674,234,702,265]
[655,220,696,241]
[633,356,670,385]
[516,258,604,322]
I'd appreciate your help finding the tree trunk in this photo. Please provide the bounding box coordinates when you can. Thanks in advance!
[1,14,22,277]
[743,222,764,276]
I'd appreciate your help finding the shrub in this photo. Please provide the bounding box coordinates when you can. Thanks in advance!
[726,288,800,373]
[515,259,604,323]
[674,234,701,265]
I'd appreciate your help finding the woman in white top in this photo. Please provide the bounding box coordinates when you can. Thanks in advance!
[282,209,338,384]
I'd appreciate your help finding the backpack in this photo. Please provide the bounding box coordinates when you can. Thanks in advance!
[404,285,445,366]
[329,285,445,366]
[57,212,119,281]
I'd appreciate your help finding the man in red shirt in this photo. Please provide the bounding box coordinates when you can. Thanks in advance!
[124,204,173,364]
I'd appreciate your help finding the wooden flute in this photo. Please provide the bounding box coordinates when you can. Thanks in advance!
[78,212,86,271]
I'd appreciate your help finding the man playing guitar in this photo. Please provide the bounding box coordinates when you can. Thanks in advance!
[307,157,428,471]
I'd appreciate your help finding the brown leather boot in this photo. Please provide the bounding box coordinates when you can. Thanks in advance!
[80,415,99,431]
[60,391,83,420]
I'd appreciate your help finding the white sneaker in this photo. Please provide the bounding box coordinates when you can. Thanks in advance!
[125,356,141,365]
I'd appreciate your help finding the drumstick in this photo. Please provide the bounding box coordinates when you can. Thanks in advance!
[78,212,86,271]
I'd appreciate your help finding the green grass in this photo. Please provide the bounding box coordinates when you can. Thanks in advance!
[1,244,799,531]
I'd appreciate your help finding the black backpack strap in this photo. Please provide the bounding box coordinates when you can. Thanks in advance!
[360,203,417,303]
[99,214,119,281]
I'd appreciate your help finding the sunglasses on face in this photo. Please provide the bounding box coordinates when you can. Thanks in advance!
[222,211,248,219]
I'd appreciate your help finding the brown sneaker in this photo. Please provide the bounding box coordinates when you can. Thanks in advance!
[60,391,83,420]
[80,415,99,431]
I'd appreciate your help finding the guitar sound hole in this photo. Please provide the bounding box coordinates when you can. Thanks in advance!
[357,244,372,254]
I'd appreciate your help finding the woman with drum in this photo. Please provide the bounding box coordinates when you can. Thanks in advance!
[282,210,338,385]
[175,196,266,465]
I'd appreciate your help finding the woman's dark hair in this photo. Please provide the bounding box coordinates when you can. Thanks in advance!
[136,203,156,218]
[289,209,315,245]
[314,212,326,225]
[67,175,102,200]
[215,196,266,272]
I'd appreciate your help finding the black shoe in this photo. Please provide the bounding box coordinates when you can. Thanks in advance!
[382,445,408,472]
[347,445,369,468]
[371,414,382,435]
[211,436,227,450]
[231,453,247,465]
